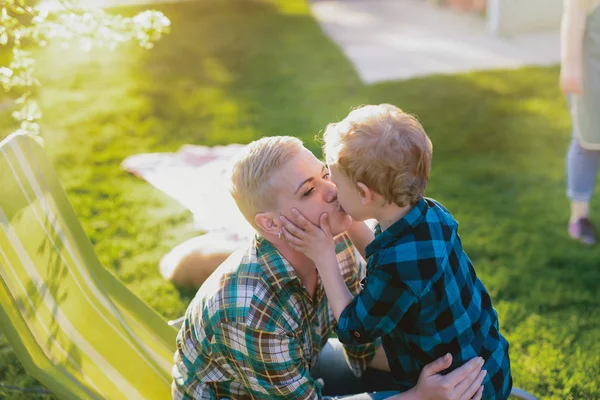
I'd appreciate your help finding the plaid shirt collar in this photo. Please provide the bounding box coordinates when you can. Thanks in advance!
[255,234,302,292]
[366,197,428,259]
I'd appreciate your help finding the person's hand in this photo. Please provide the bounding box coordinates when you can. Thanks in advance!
[406,354,486,400]
[280,209,336,263]
[560,65,583,94]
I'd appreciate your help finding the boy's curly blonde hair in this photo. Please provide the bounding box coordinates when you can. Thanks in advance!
[323,104,432,207]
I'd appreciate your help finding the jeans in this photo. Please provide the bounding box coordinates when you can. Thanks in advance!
[566,133,600,202]
[311,339,401,400]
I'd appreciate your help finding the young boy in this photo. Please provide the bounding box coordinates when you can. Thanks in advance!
[280,104,512,399]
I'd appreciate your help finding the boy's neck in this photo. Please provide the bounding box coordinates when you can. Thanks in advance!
[374,202,413,231]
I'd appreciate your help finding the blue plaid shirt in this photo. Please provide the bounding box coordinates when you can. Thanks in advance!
[336,198,512,400]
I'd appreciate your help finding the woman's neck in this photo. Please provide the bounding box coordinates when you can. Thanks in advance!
[272,241,319,297]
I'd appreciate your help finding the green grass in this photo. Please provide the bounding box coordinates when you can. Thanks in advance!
[1,0,599,398]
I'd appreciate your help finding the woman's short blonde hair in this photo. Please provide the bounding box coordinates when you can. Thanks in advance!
[323,104,432,207]
[229,136,304,230]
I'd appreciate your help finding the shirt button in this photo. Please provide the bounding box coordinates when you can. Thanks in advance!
[352,331,361,339]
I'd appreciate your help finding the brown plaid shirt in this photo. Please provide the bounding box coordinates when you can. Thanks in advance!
[172,233,377,399]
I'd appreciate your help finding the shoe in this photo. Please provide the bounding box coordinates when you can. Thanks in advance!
[568,217,596,245]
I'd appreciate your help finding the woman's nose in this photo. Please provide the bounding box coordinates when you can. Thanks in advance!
[324,180,338,203]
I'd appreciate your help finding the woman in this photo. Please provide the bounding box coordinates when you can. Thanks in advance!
[562,0,600,244]
[172,136,486,399]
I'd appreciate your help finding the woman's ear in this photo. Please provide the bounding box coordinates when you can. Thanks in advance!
[356,182,374,205]
[255,212,280,236]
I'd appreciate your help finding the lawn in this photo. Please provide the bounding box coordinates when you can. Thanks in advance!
[1,0,599,399]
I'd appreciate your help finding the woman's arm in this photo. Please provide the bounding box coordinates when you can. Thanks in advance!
[346,220,375,261]
[560,0,587,94]
[368,345,391,371]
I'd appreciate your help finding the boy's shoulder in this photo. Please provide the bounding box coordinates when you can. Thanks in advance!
[423,197,455,222]
[367,198,461,285]
[371,240,441,280]
[417,198,460,240]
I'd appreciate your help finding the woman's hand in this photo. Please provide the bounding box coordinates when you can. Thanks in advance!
[560,65,583,95]
[280,209,336,263]
[391,354,485,400]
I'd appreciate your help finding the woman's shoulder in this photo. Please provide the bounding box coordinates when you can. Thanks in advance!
[193,245,262,312]
[334,232,353,251]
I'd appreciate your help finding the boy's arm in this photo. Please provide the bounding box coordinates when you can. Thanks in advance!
[280,210,415,334]
[345,220,375,261]
[280,210,356,320]
[314,250,355,320]
[281,209,417,345]
[335,251,418,346]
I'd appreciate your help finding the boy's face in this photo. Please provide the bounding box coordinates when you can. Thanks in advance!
[329,165,370,222]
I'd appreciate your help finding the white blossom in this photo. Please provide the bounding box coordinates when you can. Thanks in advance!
[1,0,171,136]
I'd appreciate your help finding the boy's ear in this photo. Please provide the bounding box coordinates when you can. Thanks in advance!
[356,182,374,205]
[255,212,280,236]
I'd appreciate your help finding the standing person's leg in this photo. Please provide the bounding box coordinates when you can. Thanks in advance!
[566,133,600,244]
[311,339,400,399]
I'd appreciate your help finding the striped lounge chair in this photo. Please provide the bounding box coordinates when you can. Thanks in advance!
[0,132,177,399]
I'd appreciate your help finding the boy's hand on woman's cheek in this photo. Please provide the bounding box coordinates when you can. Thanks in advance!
[280,209,336,262]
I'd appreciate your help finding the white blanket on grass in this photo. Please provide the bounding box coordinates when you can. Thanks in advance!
[121,143,255,242]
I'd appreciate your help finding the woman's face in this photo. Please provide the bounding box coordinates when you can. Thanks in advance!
[270,147,351,236]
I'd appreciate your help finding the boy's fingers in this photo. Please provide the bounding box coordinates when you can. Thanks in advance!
[280,216,304,237]
[421,353,452,377]
[291,208,315,231]
[320,213,332,236]
[281,227,303,246]
[445,357,483,386]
